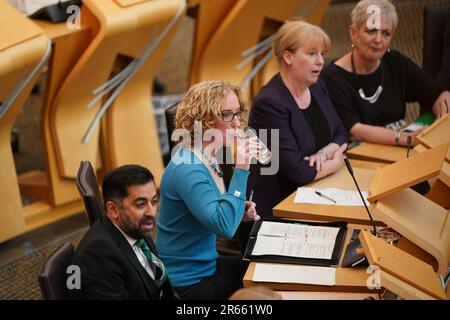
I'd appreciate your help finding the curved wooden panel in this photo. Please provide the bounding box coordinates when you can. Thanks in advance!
[51,0,184,181]
[0,2,49,243]
[40,17,93,206]
[195,0,330,93]
[103,0,185,182]
[188,0,239,85]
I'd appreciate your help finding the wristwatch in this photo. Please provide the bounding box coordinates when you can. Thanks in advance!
[394,131,401,146]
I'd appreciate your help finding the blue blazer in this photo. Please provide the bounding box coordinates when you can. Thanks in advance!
[249,73,348,218]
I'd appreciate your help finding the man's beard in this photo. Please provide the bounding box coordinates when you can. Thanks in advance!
[118,210,154,239]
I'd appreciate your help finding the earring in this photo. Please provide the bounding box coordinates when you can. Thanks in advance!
[351,43,355,49]
[387,48,391,53]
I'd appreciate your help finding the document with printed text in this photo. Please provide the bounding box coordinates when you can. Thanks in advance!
[251,221,340,260]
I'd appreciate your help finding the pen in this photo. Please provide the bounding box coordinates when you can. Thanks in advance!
[249,190,258,222]
[314,190,337,203]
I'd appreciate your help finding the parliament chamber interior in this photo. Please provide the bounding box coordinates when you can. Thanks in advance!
[0,0,449,302]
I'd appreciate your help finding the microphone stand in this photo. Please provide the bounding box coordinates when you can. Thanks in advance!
[344,157,377,236]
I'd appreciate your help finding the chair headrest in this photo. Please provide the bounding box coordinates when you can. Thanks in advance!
[38,242,75,300]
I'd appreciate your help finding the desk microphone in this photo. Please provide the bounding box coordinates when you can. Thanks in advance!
[406,135,412,158]
[344,157,377,236]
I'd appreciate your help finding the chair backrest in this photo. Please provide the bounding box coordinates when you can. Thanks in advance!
[423,6,450,79]
[76,161,105,226]
[38,242,75,300]
[164,101,180,155]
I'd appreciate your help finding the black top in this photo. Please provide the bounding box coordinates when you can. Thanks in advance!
[300,95,331,151]
[321,50,445,131]
[437,11,450,90]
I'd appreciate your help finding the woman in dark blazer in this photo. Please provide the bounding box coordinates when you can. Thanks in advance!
[249,20,348,218]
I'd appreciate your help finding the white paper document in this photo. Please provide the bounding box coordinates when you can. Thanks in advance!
[7,0,72,16]
[294,187,369,206]
[401,122,425,132]
[251,221,340,259]
[253,263,336,286]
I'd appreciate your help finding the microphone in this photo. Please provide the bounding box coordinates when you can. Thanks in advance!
[344,157,377,236]
[406,135,412,158]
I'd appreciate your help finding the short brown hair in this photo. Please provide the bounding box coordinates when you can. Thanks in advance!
[175,80,247,142]
[272,19,331,65]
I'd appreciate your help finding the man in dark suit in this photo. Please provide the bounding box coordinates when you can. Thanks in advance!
[71,165,176,300]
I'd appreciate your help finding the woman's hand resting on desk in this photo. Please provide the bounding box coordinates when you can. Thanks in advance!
[304,143,348,172]
[309,143,348,180]
[303,151,327,171]
[242,201,260,222]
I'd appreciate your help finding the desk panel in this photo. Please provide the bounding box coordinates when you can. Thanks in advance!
[347,143,407,164]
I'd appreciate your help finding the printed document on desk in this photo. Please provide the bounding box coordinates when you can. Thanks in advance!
[251,221,340,259]
[294,187,369,206]
[253,263,336,286]
[243,217,347,266]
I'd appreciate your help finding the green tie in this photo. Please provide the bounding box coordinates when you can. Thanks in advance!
[136,239,167,287]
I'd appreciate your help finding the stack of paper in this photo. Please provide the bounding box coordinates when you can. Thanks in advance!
[253,263,336,286]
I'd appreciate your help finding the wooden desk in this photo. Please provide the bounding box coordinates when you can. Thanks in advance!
[243,223,378,293]
[278,291,378,300]
[33,20,87,41]
[347,143,407,164]
[416,114,450,162]
[273,161,385,225]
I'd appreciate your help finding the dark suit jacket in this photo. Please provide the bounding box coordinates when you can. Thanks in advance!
[437,11,450,90]
[71,217,176,300]
[249,73,348,218]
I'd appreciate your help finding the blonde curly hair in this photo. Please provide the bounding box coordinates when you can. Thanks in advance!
[175,80,247,142]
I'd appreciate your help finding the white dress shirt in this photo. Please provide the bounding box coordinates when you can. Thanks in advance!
[112,222,155,280]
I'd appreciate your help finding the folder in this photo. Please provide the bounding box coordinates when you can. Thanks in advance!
[243,217,347,267]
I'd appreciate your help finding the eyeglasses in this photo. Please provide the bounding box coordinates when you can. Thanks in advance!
[220,109,247,122]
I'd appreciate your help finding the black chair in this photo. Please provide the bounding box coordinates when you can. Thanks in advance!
[38,242,75,300]
[164,102,241,256]
[164,101,179,156]
[76,161,105,226]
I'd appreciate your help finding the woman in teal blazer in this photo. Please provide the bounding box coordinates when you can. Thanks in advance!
[156,81,260,300]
